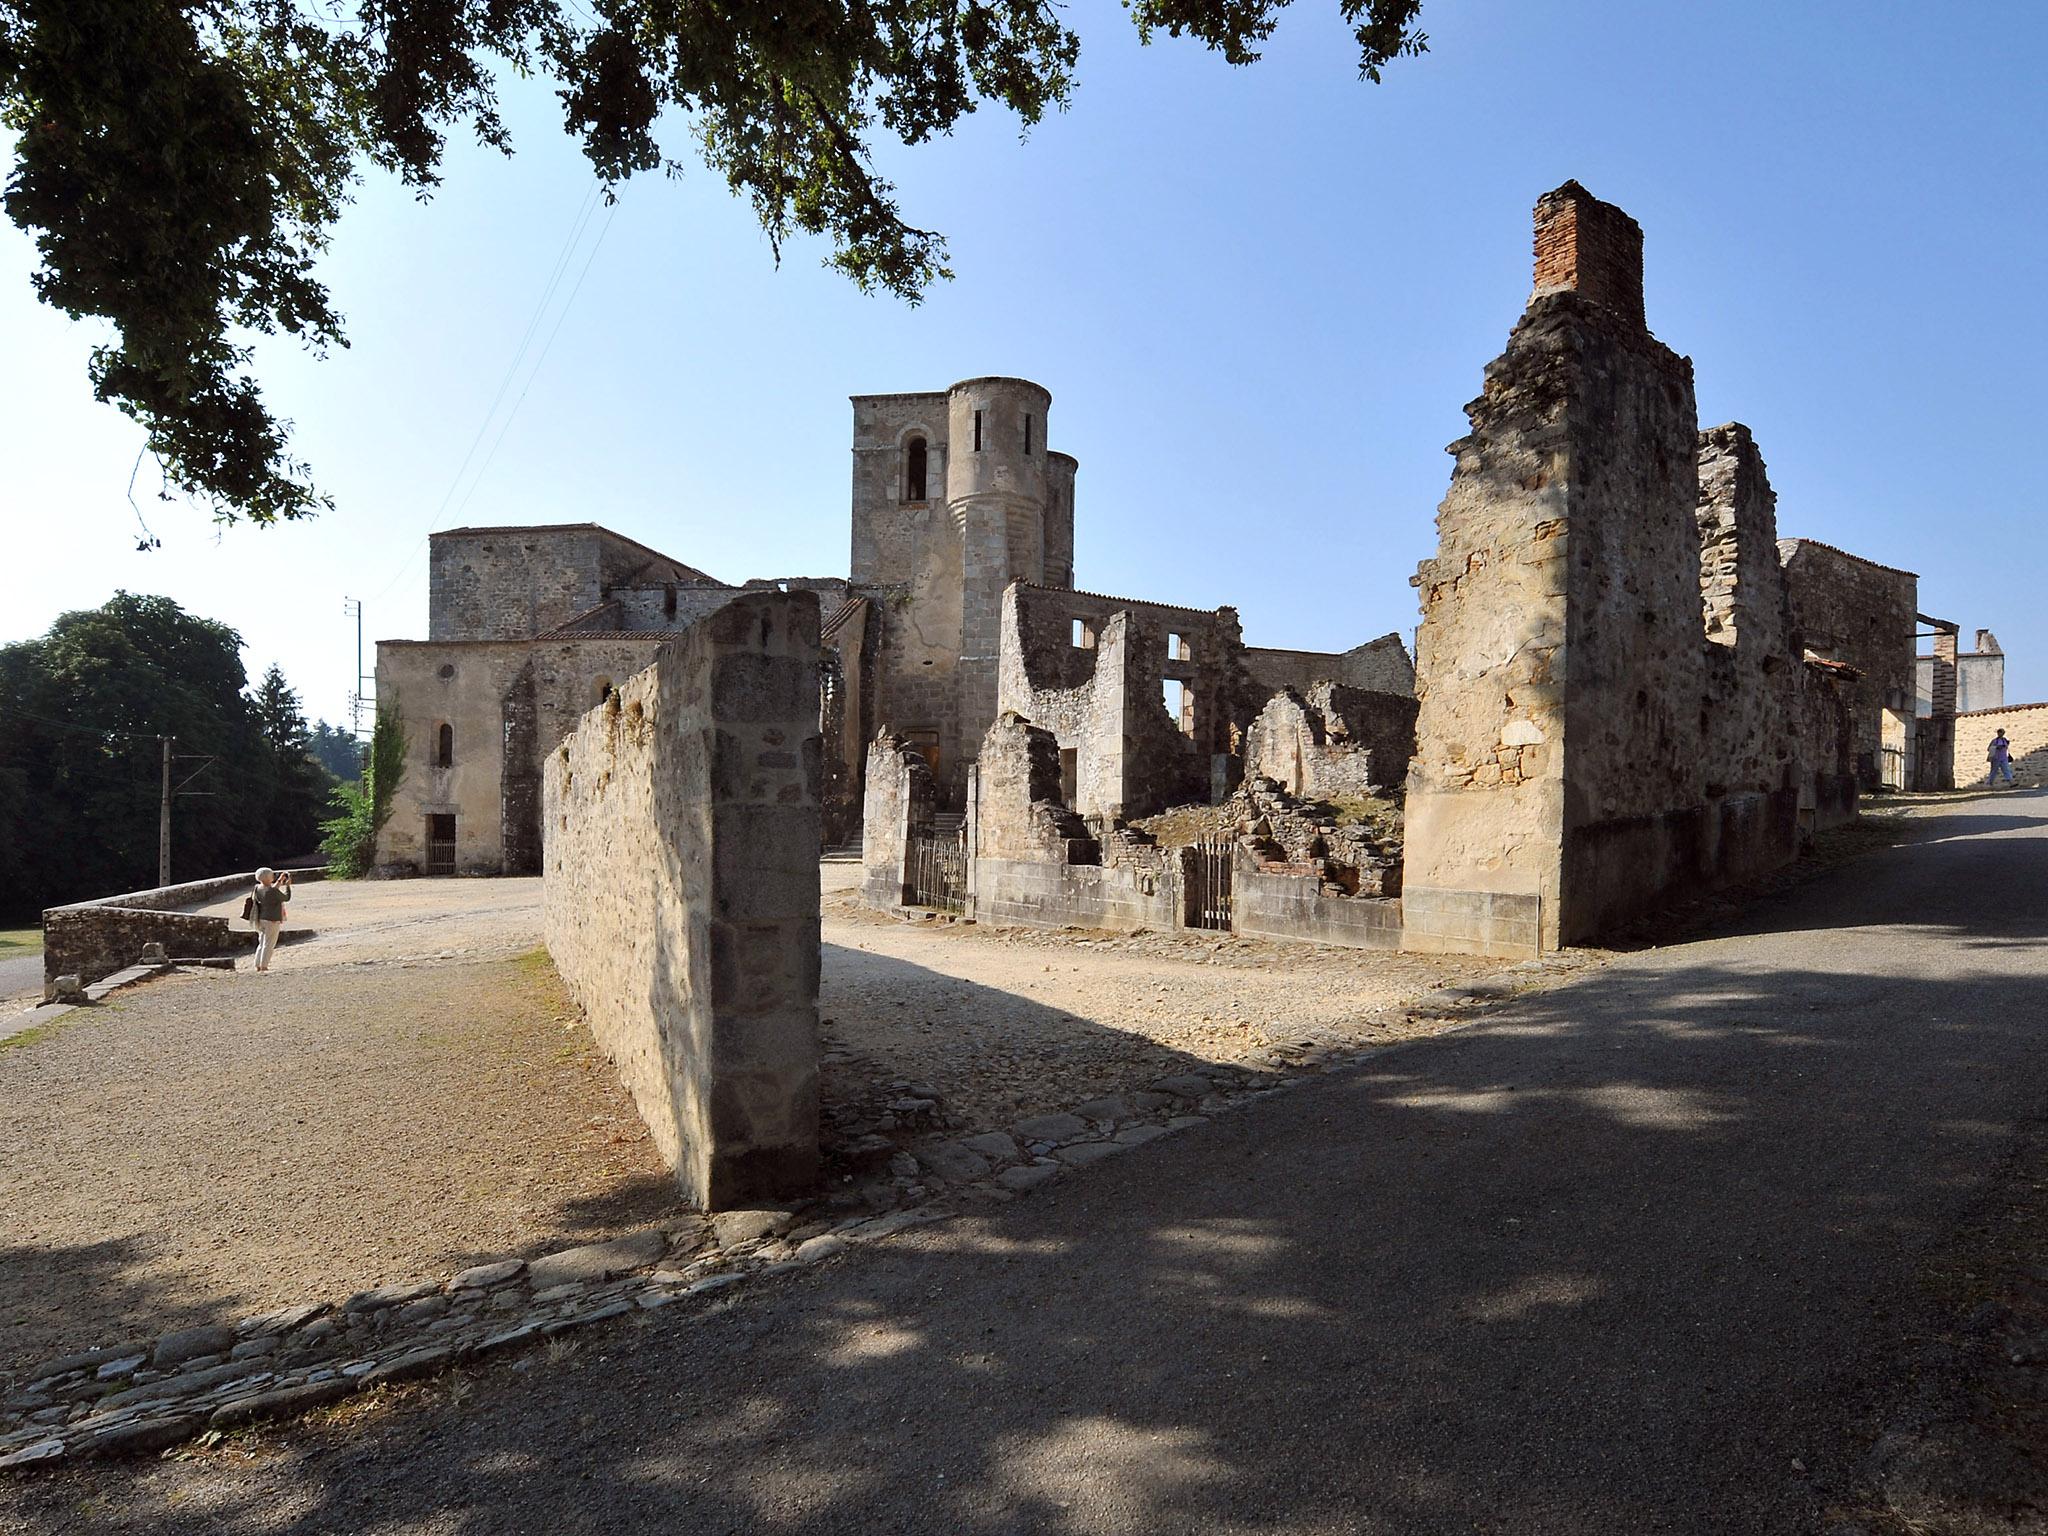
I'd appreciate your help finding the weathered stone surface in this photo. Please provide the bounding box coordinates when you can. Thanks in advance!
[100,1362,255,1410]
[151,1325,236,1370]
[542,591,823,1210]
[958,1132,1021,1165]
[208,1378,354,1429]
[28,1342,151,1384]
[711,1209,794,1247]
[81,1414,206,1459]
[917,1142,993,1183]
[1069,1096,1129,1125]
[237,1302,327,1338]
[344,1280,439,1314]
[795,1235,849,1264]
[360,1347,452,1389]
[1112,1125,1171,1147]
[0,1439,65,1469]
[93,1355,146,1381]
[1013,1112,1089,1143]
[525,1231,667,1291]
[448,1260,524,1292]
[1149,1075,1215,1101]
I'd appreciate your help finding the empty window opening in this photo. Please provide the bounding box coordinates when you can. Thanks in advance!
[1072,618,1095,649]
[1167,631,1190,662]
[591,675,614,708]
[663,583,678,620]
[905,436,928,501]
[973,409,984,452]
[1164,680,1194,736]
[1024,414,1033,455]
[1059,747,1078,805]
[435,722,454,768]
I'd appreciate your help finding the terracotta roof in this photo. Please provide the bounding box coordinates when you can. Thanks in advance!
[1802,653,1863,678]
[1018,581,1226,619]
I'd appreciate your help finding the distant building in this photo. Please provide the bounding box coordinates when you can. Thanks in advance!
[1917,627,2005,718]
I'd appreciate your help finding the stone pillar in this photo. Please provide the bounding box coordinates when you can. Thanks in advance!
[543,590,822,1209]
[860,729,935,910]
[1929,626,1959,717]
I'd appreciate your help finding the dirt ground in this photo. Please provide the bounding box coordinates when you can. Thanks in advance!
[0,950,682,1383]
[0,865,1558,1386]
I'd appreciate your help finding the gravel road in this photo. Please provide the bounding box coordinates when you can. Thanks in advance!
[8,790,2039,1532]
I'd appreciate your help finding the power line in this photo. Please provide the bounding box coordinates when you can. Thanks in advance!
[0,708,160,740]
[446,202,618,526]
[365,183,608,604]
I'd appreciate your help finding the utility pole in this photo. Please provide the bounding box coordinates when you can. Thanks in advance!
[343,597,368,738]
[159,734,174,886]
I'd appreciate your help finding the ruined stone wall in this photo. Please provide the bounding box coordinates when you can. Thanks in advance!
[973,713,1095,861]
[1044,453,1078,590]
[1695,424,1801,797]
[1778,539,1918,787]
[1798,660,1860,830]
[1243,685,1417,800]
[428,526,712,643]
[1955,703,2048,787]
[998,583,1249,820]
[1244,633,1416,699]
[601,583,740,631]
[860,731,937,910]
[542,591,821,1209]
[1405,181,1814,955]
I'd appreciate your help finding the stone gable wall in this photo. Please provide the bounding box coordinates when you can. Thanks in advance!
[542,591,822,1209]
[1778,540,1918,786]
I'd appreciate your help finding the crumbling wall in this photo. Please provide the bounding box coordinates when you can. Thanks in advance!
[1955,703,2048,787]
[860,730,937,910]
[974,712,1096,862]
[1243,684,1417,800]
[968,712,1175,933]
[1778,539,1918,787]
[542,591,821,1209]
[1404,182,1816,956]
[1244,633,1416,699]
[1798,659,1861,830]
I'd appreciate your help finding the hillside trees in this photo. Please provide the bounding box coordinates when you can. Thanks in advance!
[0,593,332,918]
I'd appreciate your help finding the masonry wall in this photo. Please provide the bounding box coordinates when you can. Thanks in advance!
[1405,182,1813,955]
[429,526,714,643]
[1243,684,1417,800]
[1244,633,1416,699]
[860,731,937,910]
[1778,539,1918,787]
[1955,703,2048,787]
[1234,869,1402,951]
[542,592,821,1209]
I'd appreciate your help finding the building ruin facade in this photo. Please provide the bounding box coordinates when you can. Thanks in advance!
[868,181,1922,959]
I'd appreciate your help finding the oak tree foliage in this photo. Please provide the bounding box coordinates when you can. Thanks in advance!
[0,0,1424,527]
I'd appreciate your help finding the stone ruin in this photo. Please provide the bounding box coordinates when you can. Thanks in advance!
[865,180,1903,960]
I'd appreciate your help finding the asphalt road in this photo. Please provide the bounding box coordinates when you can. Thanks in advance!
[8,791,2046,1535]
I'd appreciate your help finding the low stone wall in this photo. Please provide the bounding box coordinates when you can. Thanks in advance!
[1400,887,1544,961]
[972,857,1177,934]
[42,867,324,989]
[1234,868,1401,950]
[1954,703,2048,787]
[542,591,822,1210]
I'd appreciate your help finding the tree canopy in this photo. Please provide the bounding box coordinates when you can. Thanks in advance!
[0,0,1425,528]
[0,593,333,918]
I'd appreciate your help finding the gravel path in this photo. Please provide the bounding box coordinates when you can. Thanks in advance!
[7,793,2040,1532]
[0,954,682,1384]
[0,864,1549,1398]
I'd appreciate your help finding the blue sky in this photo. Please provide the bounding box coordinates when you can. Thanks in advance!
[2,0,2042,726]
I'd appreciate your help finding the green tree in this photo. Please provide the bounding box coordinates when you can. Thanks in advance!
[320,705,407,878]
[250,663,333,855]
[0,592,285,917]
[308,719,363,784]
[0,1,1425,527]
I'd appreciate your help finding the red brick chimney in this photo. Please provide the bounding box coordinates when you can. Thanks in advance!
[1531,181,1646,329]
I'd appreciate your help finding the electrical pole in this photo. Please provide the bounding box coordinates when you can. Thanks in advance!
[343,597,368,738]
[159,735,174,886]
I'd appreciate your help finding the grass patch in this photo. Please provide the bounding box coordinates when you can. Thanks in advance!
[0,927,40,958]
[0,1014,80,1052]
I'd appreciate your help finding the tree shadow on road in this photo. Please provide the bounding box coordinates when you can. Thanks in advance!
[14,928,2047,1535]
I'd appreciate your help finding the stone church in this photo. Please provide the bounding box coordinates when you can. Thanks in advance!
[373,376,1411,875]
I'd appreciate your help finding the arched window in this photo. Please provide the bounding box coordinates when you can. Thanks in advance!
[905,436,928,501]
[436,723,454,768]
[591,676,614,708]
